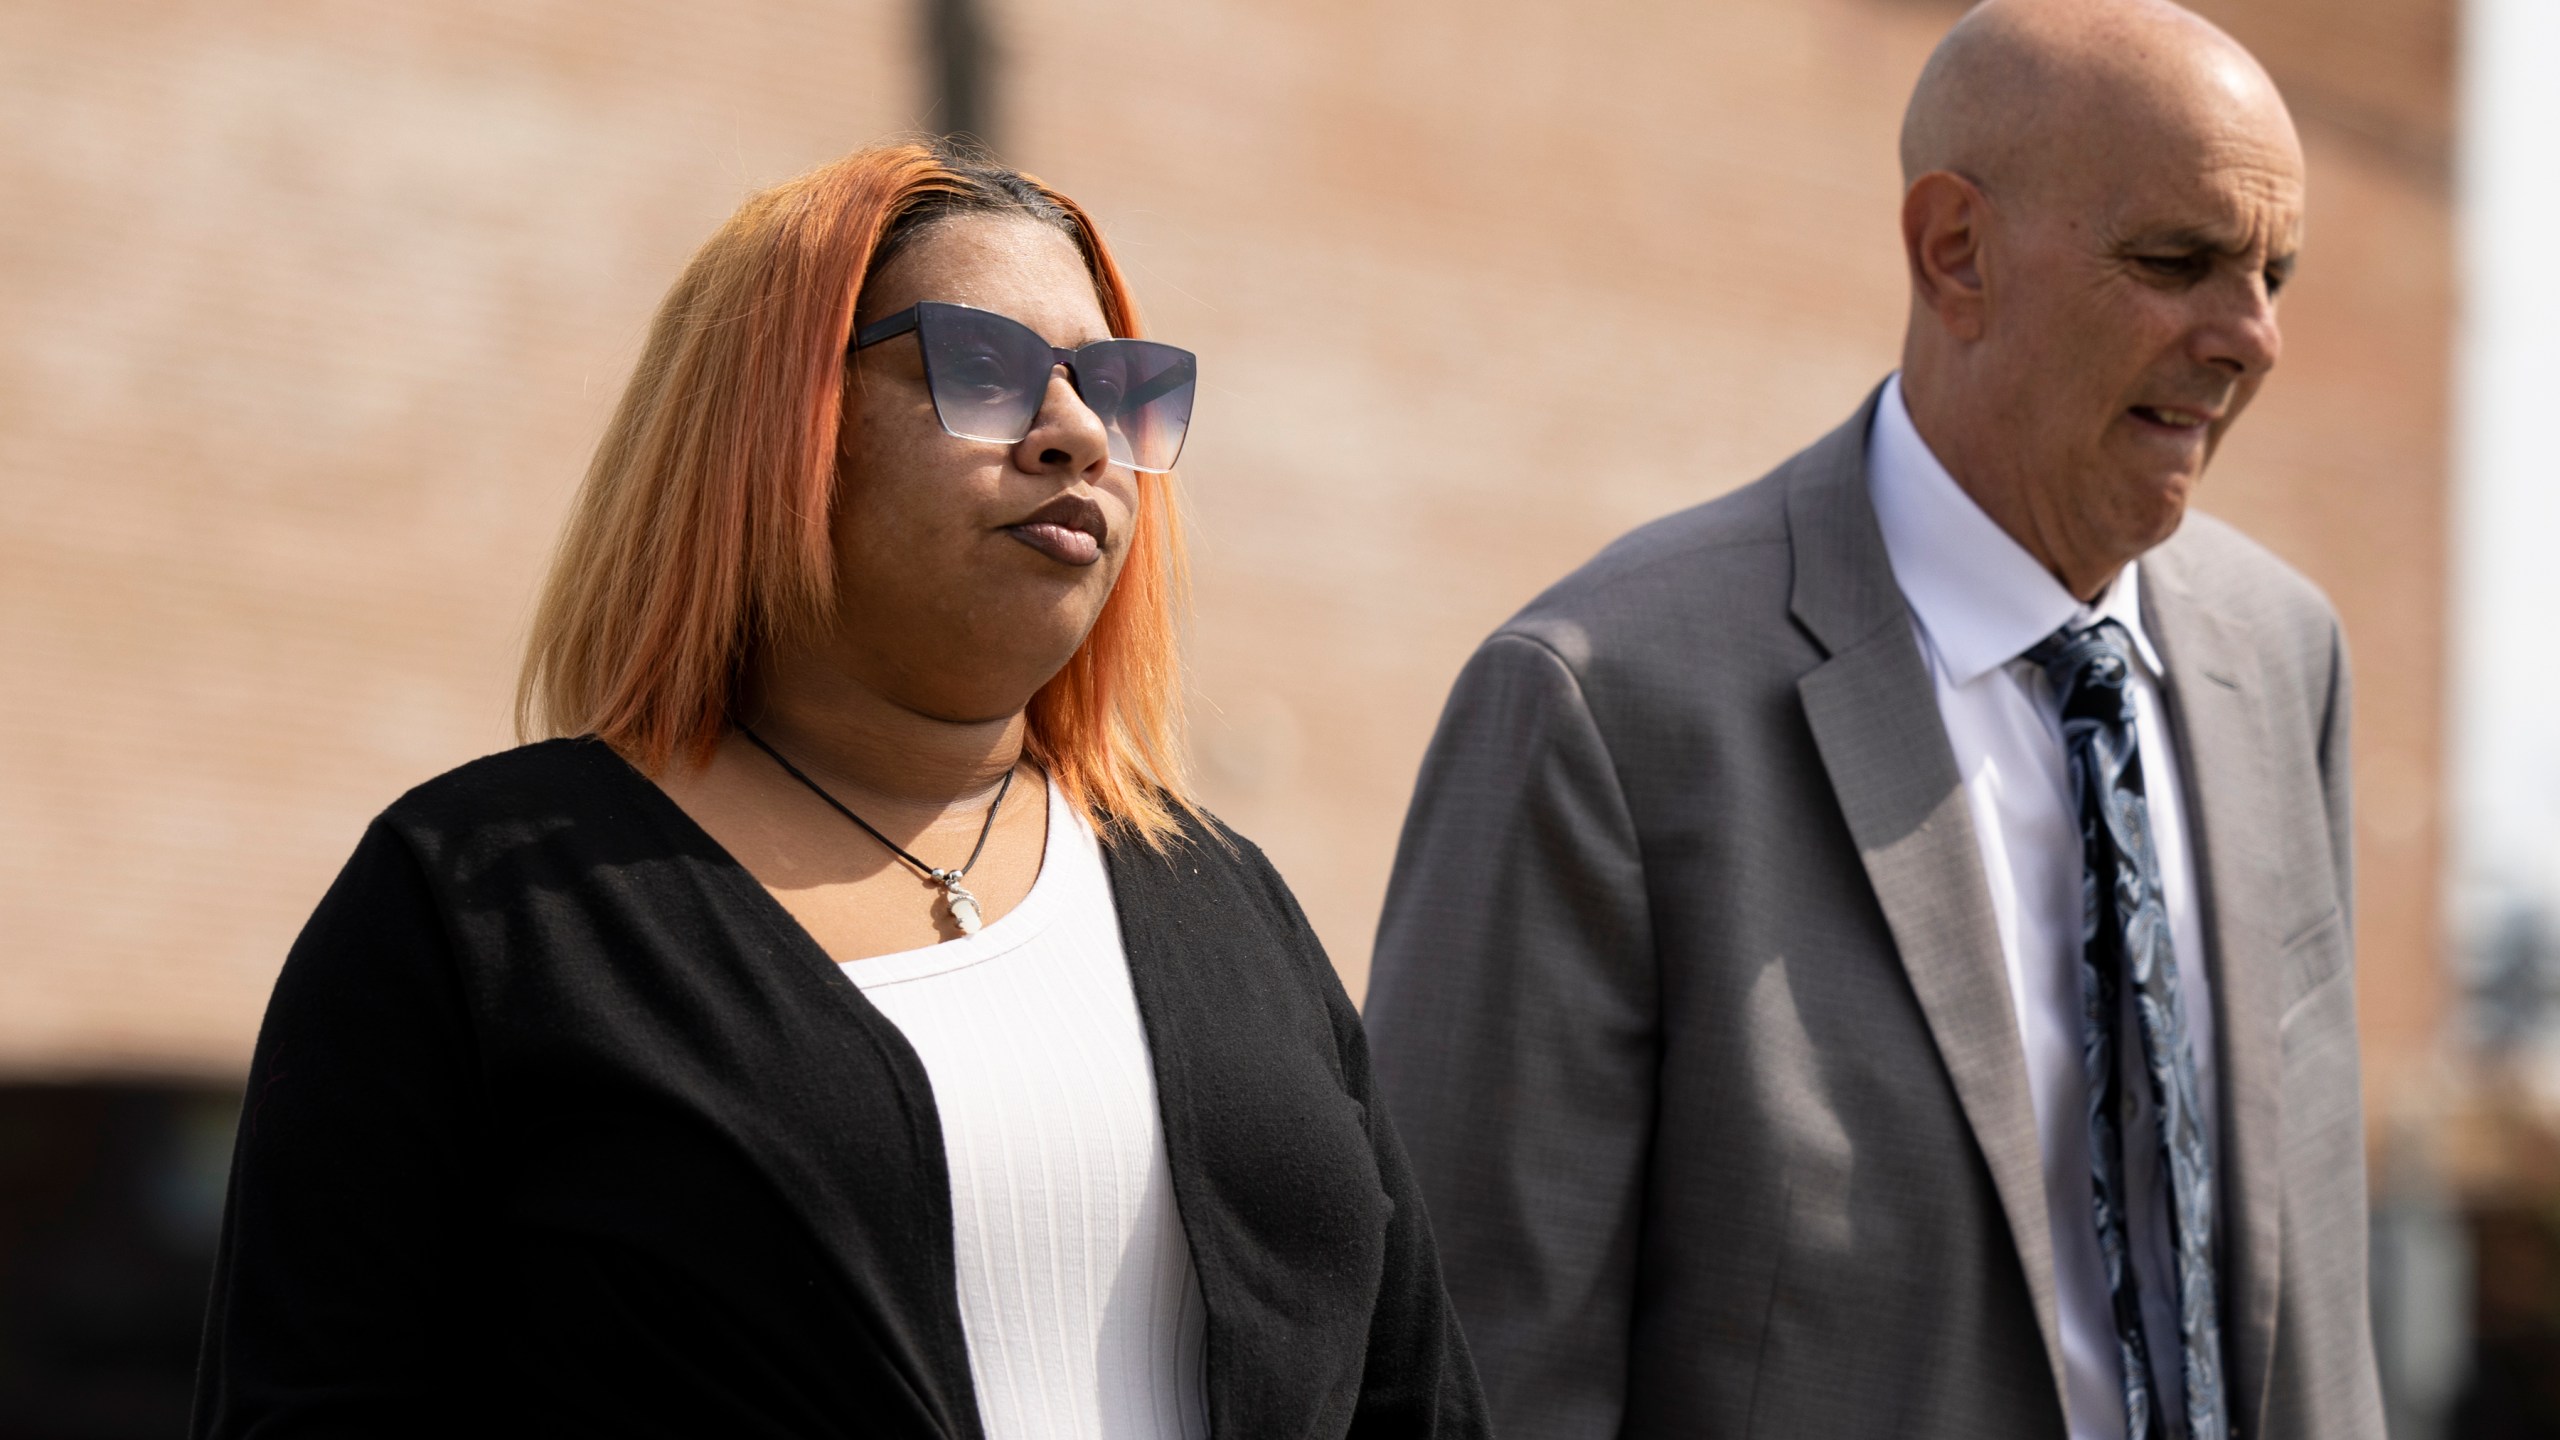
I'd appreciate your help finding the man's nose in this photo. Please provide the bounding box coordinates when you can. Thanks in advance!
[2199,273,2283,379]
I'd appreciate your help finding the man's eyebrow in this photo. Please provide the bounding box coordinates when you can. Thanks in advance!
[2116,226,2300,275]
[2119,226,2246,254]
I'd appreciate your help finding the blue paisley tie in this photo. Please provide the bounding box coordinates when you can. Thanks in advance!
[2025,620,2227,1440]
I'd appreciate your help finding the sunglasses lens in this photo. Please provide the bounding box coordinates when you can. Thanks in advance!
[915,303,1051,445]
[906,303,1196,473]
[1075,340,1197,474]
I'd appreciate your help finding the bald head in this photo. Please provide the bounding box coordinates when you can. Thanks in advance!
[1901,0,2299,199]
[1890,0,2308,602]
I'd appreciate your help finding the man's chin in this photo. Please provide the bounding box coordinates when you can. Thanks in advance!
[2120,480,2196,556]
[2084,455,2198,557]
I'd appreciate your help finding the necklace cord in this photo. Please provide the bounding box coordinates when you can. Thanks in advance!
[736,724,1016,885]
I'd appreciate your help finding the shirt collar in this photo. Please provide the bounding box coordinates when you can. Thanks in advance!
[1865,373,2163,687]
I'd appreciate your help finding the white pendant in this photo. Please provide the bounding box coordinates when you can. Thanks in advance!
[943,882,984,935]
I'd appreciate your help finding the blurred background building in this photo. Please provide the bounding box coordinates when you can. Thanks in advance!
[0,0,2546,1433]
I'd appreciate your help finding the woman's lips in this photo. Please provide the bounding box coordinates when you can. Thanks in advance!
[1005,521,1102,567]
[1005,493,1108,566]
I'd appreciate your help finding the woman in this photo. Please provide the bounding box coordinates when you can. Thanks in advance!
[192,140,1485,1439]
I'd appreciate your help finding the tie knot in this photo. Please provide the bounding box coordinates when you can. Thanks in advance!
[2023,619,2137,723]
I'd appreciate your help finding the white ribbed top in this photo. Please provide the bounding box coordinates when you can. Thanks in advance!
[840,780,1209,1440]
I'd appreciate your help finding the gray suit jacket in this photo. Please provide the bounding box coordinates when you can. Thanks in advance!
[1365,388,2384,1439]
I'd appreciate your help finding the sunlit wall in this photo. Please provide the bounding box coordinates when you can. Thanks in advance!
[0,0,2453,1113]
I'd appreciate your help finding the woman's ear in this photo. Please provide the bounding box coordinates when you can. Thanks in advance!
[1901,171,1990,344]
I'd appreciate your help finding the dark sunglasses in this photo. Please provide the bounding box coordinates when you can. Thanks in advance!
[851,300,1197,474]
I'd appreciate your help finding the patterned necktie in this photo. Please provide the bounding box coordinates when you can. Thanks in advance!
[2024,620,2227,1440]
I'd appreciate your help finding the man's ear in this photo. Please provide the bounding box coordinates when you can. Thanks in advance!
[1901,171,1990,343]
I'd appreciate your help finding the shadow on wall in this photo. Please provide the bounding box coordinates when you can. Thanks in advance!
[0,1083,237,1440]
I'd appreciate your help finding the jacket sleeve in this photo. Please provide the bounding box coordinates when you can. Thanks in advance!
[1329,951,1493,1439]
[1362,632,1659,1440]
[1234,834,1494,1439]
[192,819,484,1438]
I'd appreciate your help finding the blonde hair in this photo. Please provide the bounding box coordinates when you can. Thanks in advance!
[517,141,1193,847]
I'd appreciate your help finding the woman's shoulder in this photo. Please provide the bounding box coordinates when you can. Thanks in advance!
[382,735,625,821]
[1099,801,1341,986]
[373,736,663,869]
[1096,801,1278,899]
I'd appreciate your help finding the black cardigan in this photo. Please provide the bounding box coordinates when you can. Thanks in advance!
[191,738,1486,1438]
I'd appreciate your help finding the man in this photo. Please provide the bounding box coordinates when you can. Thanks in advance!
[1363,1,2383,1437]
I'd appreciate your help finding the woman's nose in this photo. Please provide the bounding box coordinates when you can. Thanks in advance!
[1014,367,1111,476]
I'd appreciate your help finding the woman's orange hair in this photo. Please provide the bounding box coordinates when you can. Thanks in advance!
[517,141,1193,847]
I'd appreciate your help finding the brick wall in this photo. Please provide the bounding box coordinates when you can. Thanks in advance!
[0,0,2451,1091]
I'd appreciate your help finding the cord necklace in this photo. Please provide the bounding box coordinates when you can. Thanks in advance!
[737,725,1016,936]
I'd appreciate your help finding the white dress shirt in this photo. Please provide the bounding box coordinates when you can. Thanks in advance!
[842,780,1210,1440]
[1866,375,2219,1440]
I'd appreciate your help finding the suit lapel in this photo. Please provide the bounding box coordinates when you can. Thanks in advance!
[2141,547,2284,1437]
[1786,390,2068,1408]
